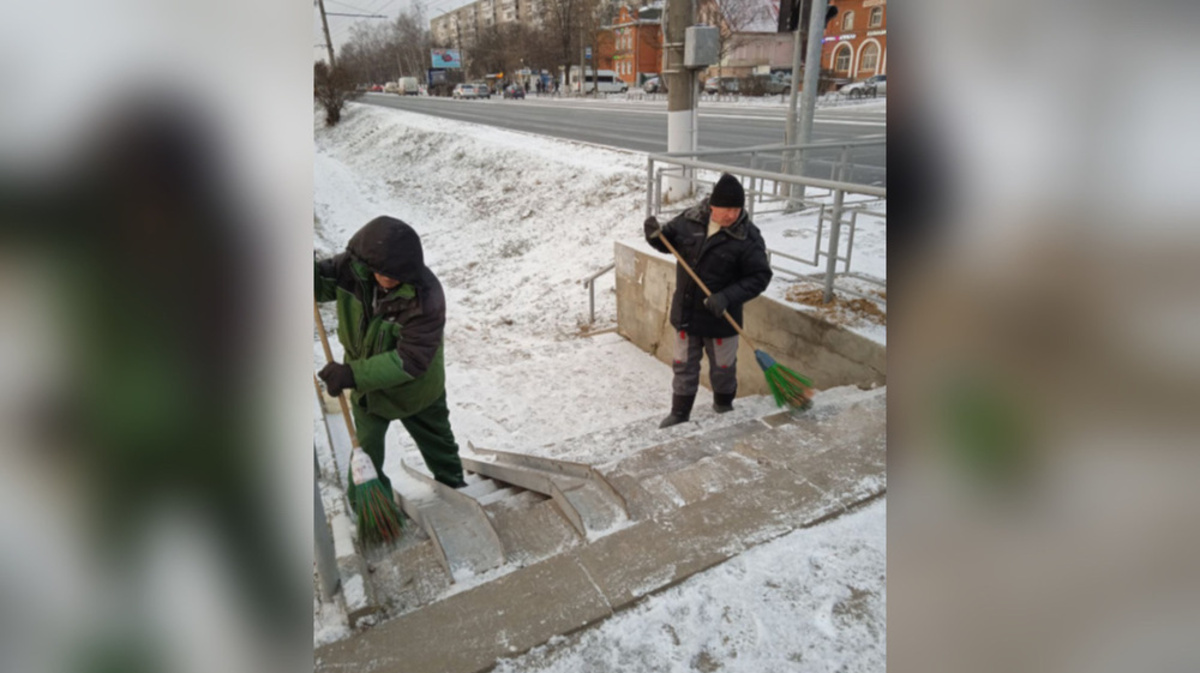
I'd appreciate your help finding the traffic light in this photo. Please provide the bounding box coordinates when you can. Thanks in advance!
[784,1,841,32]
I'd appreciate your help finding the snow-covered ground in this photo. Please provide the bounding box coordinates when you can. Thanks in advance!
[493,498,886,673]
[313,100,886,663]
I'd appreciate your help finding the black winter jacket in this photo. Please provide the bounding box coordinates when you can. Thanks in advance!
[647,201,773,338]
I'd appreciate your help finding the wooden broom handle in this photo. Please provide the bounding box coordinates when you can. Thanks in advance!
[313,299,360,448]
[651,229,760,352]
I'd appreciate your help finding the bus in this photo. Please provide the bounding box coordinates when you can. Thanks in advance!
[568,67,628,94]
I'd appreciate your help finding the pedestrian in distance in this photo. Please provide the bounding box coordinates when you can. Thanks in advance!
[315,216,467,509]
[643,174,773,428]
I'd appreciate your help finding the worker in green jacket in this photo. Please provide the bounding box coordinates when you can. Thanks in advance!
[315,216,466,509]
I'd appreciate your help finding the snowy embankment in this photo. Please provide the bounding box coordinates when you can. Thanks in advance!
[314,102,671,457]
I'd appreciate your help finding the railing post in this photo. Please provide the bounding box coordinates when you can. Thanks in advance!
[646,158,655,219]
[823,164,847,304]
[588,280,595,325]
[748,153,759,218]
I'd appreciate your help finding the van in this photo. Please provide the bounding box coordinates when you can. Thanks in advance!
[399,77,419,95]
[569,68,628,94]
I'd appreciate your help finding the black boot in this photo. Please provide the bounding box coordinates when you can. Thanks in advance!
[713,392,735,414]
[658,394,696,429]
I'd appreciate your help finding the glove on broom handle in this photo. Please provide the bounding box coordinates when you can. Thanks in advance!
[650,228,761,352]
[314,299,361,448]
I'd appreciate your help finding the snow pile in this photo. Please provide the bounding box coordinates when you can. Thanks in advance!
[493,499,886,673]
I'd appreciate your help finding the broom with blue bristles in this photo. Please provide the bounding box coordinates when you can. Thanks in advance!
[649,228,815,411]
[314,301,404,547]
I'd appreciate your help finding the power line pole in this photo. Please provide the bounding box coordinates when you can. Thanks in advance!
[790,0,830,203]
[665,0,695,202]
[317,0,337,67]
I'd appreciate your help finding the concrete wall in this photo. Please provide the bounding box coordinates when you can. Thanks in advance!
[614,240,885,397]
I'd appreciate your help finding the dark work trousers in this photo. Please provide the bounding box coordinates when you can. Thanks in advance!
[671,330,739,397]
[347,391,464,510]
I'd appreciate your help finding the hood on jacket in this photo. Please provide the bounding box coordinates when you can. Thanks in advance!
[347,216,426,284]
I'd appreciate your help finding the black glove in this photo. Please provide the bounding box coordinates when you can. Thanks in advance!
[704,293,729,317]
[643,216,662,240]
[318,362,356,397]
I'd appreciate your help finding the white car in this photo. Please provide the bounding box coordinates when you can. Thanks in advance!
[452,83,482,99]
[840,74,886,98]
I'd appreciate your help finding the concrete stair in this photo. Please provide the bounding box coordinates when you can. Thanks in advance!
[315,386,886,672]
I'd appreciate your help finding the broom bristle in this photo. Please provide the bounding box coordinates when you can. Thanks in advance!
[355,479,405,546]
[764,364,815,411]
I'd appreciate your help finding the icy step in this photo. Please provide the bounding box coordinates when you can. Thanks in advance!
[393,460,506,583]
[458,478,500,499]
[526,394,789,467]
[475,485,522,506]
[463,445,629,538]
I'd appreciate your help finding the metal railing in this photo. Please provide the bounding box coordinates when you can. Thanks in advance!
[646,142,886,304]
[581,263,616,325]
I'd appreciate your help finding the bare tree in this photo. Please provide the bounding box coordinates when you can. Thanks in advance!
[314,61,359,126]
[335,9,435,86]
[702,0,775,77]
[542,0,589,89]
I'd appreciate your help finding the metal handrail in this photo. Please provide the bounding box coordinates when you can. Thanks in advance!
[581,263,615,326]
[645,148,886,304]
[658,138,886,159]
[645,154,887,201]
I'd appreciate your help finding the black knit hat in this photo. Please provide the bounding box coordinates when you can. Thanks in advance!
[709,173,745,209]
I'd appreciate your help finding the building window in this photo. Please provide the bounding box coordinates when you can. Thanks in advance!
[859,42,879,73]
[834,45,851,72]
[869,7,883,27]
[842,11,854,31]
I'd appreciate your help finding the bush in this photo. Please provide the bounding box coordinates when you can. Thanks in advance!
[314,62,359,126]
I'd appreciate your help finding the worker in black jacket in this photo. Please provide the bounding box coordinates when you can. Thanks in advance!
[644,174,773,428]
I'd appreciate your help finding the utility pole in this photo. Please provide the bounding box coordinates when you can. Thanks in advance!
[317,0,336,67]
[665,0,695,202]
[787,0,830,203]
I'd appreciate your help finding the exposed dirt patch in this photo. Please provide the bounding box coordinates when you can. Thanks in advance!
[784,282,887,326]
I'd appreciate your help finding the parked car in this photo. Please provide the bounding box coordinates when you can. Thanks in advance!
[383,81,400,94]
[503,84,526,99]
[369,84,384,92]
[704,76,739,95]
[840,74,886,98]
[471,82,493,98]
[452,83,481,99]
[761,72,791,95]
[642,76,667,93]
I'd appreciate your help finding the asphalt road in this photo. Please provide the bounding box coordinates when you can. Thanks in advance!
[358,93,887,187]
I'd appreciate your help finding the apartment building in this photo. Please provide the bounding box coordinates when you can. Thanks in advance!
[431,0,547,48]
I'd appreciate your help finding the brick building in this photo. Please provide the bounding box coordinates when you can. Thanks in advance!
[607,4,664,87]
[821,0,887,83]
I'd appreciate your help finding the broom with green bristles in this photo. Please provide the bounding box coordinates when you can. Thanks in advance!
[649,227,816,411]
[314,301,405,547]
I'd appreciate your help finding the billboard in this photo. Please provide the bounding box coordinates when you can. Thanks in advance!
[430,49,461,69]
